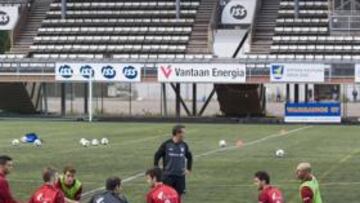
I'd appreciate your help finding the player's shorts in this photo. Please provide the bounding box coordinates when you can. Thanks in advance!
[163,175,186,195]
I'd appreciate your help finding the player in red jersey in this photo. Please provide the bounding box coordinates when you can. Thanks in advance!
[0,155,18,203]
[29,167,65,203]
[254,171,284,203]
[146,167,180,203]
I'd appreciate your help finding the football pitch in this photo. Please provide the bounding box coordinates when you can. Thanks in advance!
[0,120,359,203]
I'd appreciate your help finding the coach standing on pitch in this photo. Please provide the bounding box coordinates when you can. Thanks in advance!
[154,125,193,196]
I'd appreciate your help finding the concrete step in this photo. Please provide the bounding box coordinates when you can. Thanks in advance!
[187,0,217,54]
[250,0,279,53]
[252,40,273,45]
[10,0,52,54]
[249,49,270,54]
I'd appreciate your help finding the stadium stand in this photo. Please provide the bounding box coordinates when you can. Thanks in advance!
[0,0,217,114]
[0,0,352,116]
[25,0,217,59]
[269,0,358,57]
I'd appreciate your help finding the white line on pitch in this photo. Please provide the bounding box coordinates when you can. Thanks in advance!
[81,125,312,199]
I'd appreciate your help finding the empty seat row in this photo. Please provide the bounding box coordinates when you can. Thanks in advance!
[276,18,328,26]
[280,1,328,9]
[274,27,328,34]
[46,10,197,18]
[238,54,353,61]
[32,53,212,60]
[273,35,360,44]
[280,0,328,2]
[0,54,26,59]
[113,54,213,59]
[53,0,197,2]
[0,63,54,70]
[30,44,187,53]
[42,18,194,27]
[278,10,328,17]
[50,2,200,9]
[32,54,104,59]
[272,54,359,60]
[33,35,189,44]
[37,27,192,35]
[271,45,360,53]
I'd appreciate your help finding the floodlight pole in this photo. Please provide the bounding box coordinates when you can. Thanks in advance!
[61,0,66,19]
[176,0,180,20]
[88,77,93,122]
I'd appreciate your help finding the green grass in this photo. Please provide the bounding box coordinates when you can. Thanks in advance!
[0,121,359,203]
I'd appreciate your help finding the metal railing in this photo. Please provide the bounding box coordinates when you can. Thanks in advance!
[330,0,360,30]
[208,0,220,53]
[248,0,263,47]
[330,14,360,31]
[0,59,356,78]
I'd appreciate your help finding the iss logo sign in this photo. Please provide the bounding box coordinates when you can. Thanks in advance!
[221,0,255,25]
[230,4,247,20]
[122,66,138,80]
[55,63,141,82]
[0,6,19,30]
[0,11,10,25]
[80,65,95,79]
[58,65,73,79]
[101,65,116,79]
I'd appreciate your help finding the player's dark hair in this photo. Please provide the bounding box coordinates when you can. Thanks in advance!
[146,167,162,182]
[63,165,76,174]
[172,125,185,136]
[42,167,57,182]
[0,155,12,166]
[106,176,121,191]
[255,171,270,184]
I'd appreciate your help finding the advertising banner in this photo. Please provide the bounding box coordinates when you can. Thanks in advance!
[157,63,246,83]
[55,63,141,82]
[285,102,341,123]
[270,63,325,83]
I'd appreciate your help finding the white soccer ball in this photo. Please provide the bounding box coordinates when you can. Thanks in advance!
[100,138,109,145]
[219,140,227,148]
[82,140,90,147]
[21,136,27,143]
[79,138,87,145]
[91,139,99,146]
[275,149,285,158]
[11,139,20,146]
[33,139,42,147]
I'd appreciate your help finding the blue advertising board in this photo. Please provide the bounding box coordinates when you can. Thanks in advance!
[285,102,341,123]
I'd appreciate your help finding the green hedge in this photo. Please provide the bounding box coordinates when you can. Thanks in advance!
[0,31,11,53]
